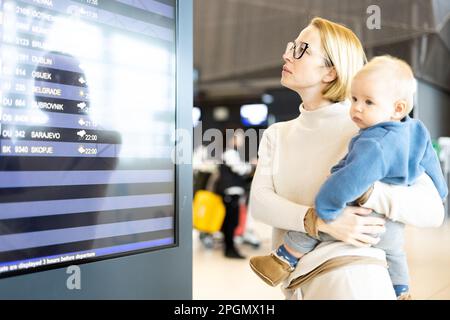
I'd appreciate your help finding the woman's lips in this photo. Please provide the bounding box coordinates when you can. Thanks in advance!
[282,65,292,74]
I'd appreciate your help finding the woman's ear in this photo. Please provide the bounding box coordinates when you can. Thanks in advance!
[393,100,408,120]
[322,67,337,83]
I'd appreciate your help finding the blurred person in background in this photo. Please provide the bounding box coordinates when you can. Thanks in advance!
[217,131,254,259]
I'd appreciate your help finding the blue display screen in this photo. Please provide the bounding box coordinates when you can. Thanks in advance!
[0,0,177,277]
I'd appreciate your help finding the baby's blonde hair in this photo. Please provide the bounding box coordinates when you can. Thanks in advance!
[356,55,416,114]
[310,17,367,103]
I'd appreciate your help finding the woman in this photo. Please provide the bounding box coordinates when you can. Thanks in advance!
[250,17,444,299]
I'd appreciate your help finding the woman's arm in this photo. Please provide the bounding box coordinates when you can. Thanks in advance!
[251,126,387,244]
[249,127,310,232]
[361,173,445,227]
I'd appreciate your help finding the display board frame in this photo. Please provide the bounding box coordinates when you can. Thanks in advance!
[0,0,192,299]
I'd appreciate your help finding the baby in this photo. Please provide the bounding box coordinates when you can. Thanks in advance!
[250,55,448,299]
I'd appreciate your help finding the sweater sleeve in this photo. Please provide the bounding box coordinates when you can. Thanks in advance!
[315,138,388,221]
[249,127,309,233]
[362,173,445,227]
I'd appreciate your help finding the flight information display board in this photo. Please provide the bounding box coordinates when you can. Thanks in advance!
[0,0,177,277]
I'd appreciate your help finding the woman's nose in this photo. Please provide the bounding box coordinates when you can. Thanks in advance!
[282,52,293,63]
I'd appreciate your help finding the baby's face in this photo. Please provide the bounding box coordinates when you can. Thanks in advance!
[350,73,398,129]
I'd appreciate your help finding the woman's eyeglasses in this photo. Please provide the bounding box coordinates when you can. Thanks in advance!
[285,41,309,60]
[285,41,334,67]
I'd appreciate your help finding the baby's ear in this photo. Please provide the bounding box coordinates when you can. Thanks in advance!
[393,100,407,120]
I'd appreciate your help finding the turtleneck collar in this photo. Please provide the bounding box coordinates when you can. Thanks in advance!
[297,100,351,128]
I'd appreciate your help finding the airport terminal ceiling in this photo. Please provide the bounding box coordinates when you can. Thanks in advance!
[194,0,450,98]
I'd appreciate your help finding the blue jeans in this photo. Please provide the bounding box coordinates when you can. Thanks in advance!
[284,213,409,286]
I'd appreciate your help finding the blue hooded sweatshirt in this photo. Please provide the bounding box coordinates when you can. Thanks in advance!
[315,116,448,221]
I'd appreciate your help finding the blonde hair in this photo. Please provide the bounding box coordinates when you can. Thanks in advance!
[310,17,366,103]
[357,55,416,114]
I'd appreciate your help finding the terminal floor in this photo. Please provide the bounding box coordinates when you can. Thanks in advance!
[193,220,450,300]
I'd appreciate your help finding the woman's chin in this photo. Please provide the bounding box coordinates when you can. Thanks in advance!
[280,77,292,89]
[280,80,300,94]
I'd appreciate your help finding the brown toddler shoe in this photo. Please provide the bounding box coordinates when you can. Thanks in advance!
[249,253,294,286]
[397,292,412,300]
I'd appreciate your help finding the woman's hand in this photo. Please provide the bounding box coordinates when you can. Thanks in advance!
[317,206,386,247]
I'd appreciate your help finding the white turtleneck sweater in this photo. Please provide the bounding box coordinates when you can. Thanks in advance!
[250,100,445,284]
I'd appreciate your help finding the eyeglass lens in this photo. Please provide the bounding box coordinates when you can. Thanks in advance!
[285,41,307,59]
